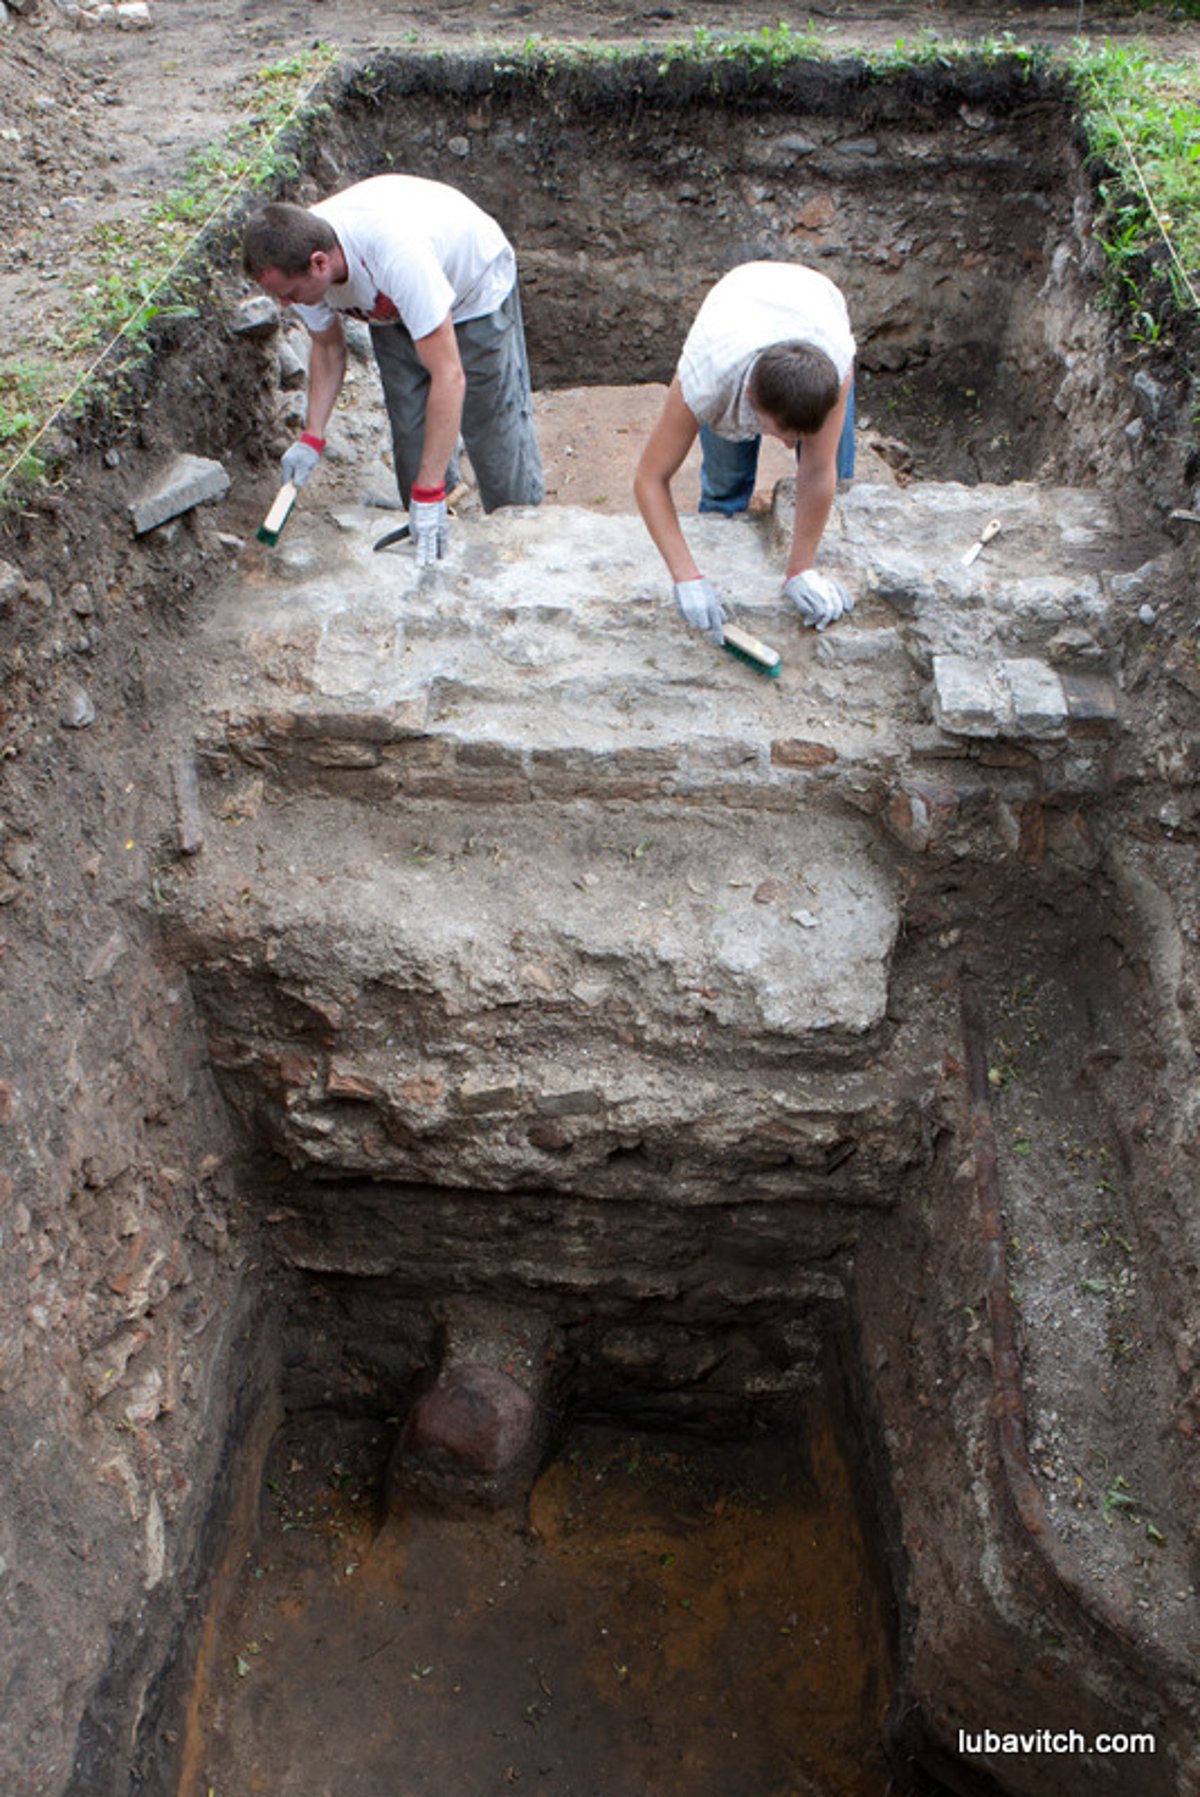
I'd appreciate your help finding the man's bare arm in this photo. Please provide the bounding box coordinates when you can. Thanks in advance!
[634,377,703,581]
[413,314,467,490]
[304,319,348,439]
[786,371,851,578]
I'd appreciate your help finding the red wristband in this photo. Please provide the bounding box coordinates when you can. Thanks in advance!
[411,483,446,504]
[299,431,326,453]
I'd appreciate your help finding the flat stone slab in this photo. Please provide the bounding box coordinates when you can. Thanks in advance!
[130,452,230,534]
[203,498,915,748]
[196,789,896,1036]
[171,786,925,1197]
[203,479,1153,768]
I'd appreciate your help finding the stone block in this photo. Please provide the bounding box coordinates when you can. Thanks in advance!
[1001,658,1067,739]
[908,724,970,760]
[883,779,960,854]
[382,737,454,770]
[230,295,279,338]
[932,655,1012,737]
[529,744,679,800]
[771,737,838,769]
[398,1366,537,1497]
[450,740,532,798]
[389,1297,558,1512]
[278,334,307,387]
[534,1086,602,1118]
[130,454,230,534]
[677,782,793,811]
[456,741,527,773]
[326,1066,382,1102]
[1061,671,1120,729]
[300,741,382,768]
[684,738,762,773]
[0,559,27,612]
[171,757,204,856]
[815,627,902,664]
[456,1073,521,1115]
[977,744,1039,769]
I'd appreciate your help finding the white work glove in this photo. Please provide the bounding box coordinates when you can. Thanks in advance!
[281,433,324,489]
[409,487,449,567]
[674,578,726,644]
[785,570,854,631]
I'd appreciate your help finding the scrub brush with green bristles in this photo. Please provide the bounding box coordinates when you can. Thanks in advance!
[721,621,782,677]
[256,480,298,546]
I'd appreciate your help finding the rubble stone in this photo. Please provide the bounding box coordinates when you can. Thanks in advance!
[130,453,230,534]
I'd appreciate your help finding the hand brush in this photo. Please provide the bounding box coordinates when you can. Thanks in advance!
[721,620,782,678]
[256,480,298,546]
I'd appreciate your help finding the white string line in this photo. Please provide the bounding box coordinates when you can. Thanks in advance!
[0,48,339,496]
[1097,88,1200,314]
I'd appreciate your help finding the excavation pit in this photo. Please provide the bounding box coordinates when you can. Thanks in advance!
[5,40,1199,1797]
[184,1400,898,1797]
[296,48,1163,495]
[152,49,1193,1797]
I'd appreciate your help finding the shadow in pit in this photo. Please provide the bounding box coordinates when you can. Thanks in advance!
[178,1383,938,1797]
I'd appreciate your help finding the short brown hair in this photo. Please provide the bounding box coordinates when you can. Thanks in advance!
[242,202,337,279]
[749,341,840,436]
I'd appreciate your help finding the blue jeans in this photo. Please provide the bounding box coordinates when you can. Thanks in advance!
[699,382,856,516]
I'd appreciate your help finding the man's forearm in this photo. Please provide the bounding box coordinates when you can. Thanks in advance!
[305,329,347,439]
[786,464,837,577]
[634,468,701,583]
[416,363,467,491]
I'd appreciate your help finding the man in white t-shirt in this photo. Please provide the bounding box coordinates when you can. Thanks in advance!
[635,261,856,640]
[243,175,544,563]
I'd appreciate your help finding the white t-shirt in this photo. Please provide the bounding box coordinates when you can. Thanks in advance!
[292,174,516,340]
[678,262,855,439]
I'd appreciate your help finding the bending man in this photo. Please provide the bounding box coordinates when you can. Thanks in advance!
[243,174,544,563]
[635,260,855,639]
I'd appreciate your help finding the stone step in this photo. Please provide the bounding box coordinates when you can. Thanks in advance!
[171,475,1157,1199]
[168,783,940,1199]
[199,487,1141,811]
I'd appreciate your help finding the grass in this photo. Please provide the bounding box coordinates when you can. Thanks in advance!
[0,44,337,501]
[1071,39,1200,336]
[2,23,1199,499]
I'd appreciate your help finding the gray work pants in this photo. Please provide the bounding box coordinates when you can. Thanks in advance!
[370,284,544,513]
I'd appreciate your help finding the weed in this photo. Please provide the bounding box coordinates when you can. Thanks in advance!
[1072,41,1200,330]
[657,18,830,78]
[4,27,1200,498]
[1101,1472,1149,1524]
[0,43,337,504]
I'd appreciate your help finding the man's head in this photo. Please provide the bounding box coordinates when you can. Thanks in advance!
[749,341,840,444]
[242,202,342,305]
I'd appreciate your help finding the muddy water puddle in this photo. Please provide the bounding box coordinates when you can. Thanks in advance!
[184,1410,894,1796]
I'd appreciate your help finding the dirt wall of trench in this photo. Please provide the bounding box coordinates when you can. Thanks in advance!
[296,51,1196,503]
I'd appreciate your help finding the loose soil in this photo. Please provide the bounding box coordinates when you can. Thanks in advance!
[182,1408,894,1797]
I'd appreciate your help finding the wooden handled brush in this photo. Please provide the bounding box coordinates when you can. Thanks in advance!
[722,621,782,678]
[256,480,298,546]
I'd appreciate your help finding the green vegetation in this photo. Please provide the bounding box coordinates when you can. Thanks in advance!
[1072,40,1200,336]
[656,18,832,72]
[0,43,337,501]
[2,24,1199,501]
[0,359,54,445]
[0,359,56,486]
